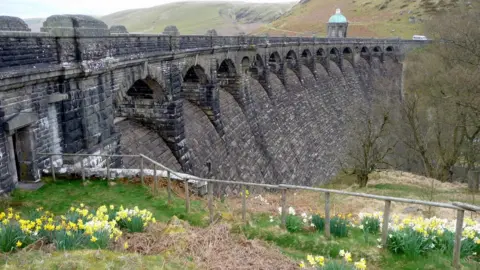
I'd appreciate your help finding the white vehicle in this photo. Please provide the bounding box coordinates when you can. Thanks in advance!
[412,35,428,40]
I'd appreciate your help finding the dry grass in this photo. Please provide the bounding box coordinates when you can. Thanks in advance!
[224,170,479,222]
[116,222,297,270]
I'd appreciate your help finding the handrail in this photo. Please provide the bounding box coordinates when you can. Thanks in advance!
[37,151,478,268]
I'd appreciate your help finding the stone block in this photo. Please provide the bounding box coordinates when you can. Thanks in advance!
[0,16,31,32]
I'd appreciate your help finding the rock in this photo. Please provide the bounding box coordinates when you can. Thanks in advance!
[0,16,31,31]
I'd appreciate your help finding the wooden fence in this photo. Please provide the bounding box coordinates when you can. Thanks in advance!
[40,152,480,269]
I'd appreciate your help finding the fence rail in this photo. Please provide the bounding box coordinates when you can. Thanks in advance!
[38,152,478,269]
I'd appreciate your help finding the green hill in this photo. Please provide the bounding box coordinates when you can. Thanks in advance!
[101,1,295,35]
[254,0,465,38]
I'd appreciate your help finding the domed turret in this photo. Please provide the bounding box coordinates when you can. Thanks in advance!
[327,8,348,38]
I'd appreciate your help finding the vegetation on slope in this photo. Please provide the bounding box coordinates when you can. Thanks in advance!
[101,1,295,35]
[255,0,465,38]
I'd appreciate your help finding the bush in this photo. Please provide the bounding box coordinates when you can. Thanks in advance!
[360,215,380,234]
[54,230,86,250]
[330,216,350,238]
[0,222,29,252]
[116,206,155,233]
[286,214,303,233]
[387,227,434,258]
[312,215,325,232]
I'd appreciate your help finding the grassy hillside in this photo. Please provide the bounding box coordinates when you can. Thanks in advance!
[254,0,461,38]
[23,18,45,32]
[101,1,295,35]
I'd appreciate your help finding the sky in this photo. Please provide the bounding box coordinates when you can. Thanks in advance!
[1,0,298,19]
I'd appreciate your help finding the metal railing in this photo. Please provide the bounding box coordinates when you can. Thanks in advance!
[38,152,479,269]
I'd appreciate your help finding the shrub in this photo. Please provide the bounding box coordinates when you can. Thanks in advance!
[0,222,28,252]
[330,216,350,237]
[54,230,86,250]
[286,214,303,233]
[312,215,325,232]
[115,206,156,232]
[386,227,434,258]
[360,215,380,234]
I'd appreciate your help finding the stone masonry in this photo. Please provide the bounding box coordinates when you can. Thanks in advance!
[0,15,430,193]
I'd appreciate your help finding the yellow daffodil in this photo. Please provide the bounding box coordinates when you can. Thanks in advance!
[124,242,129,249]
[90,236,97,242]
[306,254,315,265]
[314,256,325,266]
[344,251,352,262]
[16,241,22,247]
[299,261,305,268]
[110,205,114,210]
[354,258,367,270]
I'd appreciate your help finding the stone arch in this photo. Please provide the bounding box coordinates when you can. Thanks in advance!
[372,46,383,53]
[126,77,165,101]
[317,48,326,57]
[301,49,312,60]
[217,58,237,77]
[184,64,210,84]
[241,57,250,74]
[285,50,298,69]
[250,54,264,78]
[342,47,354,66]
[268,51,282,73]
[386,46,394,52]
[329,47,340,62]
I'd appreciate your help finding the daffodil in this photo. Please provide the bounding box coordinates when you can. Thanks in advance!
[124,242,129,249]
[354,258,367,270]
[344,251,352,262]
[299,261,305,268]
[90,236,97,242]
[16,241,22,247]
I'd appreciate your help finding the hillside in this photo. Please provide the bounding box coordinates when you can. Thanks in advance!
[254,0,461,38]
[101,2,295,35]
[23,18,45,32]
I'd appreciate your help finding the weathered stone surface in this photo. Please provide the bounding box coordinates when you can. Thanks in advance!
[0,24,426,193]
[205,29,218,36]
[0,16,31,32]
[41,15,109,36]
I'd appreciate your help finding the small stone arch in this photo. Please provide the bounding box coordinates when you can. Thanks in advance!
[126,77,165,101]
[329,47,340,63]
[317,48,326,57]
[342,47,354,66]
[217,58,237,77]
[268,51,282,73]
[301,49,312,59]
[241,57,250,74]
[184,65,209,84]
[361,46,370,55]
[372,46,383,53]
[285,50,298,69]
[386,46,394,52]
[250,54,264,77]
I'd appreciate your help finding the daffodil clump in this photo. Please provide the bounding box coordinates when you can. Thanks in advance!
[115,206,156,232]
[299,250,367,269]
[383,215,480,258]
[0,204,156,252]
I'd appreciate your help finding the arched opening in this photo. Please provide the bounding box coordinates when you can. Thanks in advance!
[343,47,352,55]
[301,49,312,59]
[317,48,326,57]
[184,65,209,84]
[286,50,297,68]
[217,59,237,79]
[373,46,382,53]
[330,47,340,62]
[268,51,282,72]
[127,80,153,99]
[250,54,264,78]
[386,46,394,52]
[361,46,369,54]
[241,57,250,74]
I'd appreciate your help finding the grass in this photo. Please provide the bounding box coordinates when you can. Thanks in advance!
[100,1,294,35]
[8,178,208,227]
[236,213,479,269]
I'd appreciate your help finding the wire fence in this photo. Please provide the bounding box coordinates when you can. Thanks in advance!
[39,152,479,269]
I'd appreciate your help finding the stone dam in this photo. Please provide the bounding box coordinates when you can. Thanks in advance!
[0,15,430,193]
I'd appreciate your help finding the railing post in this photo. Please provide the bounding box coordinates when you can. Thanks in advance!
[242,185,247,223]
[153,164,157,195]
[140,156,144,185]
[50,155,56,182]
[381,200,391,247]
[325,192,330,239]
[281,188,287,229]
[208,182,214,224]
[81,159,85,183]
[185,179,190,213]
[453,209,464,269]
[167,171,172,205]
[106,156,110,183]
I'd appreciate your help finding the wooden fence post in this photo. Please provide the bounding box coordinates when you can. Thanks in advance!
[50,155,56,182]
[153,164,158,195]
[381,200,391,247]
[185,179,190,213]
[81,160,85,183]
[242,185,247,223]
[106,156,110,183]
[453,209,464,269]
[325,192,331,239]
[140,156,144,185]
[167,171,172,205]
[208,182,214,224]
[281,188,287,229]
